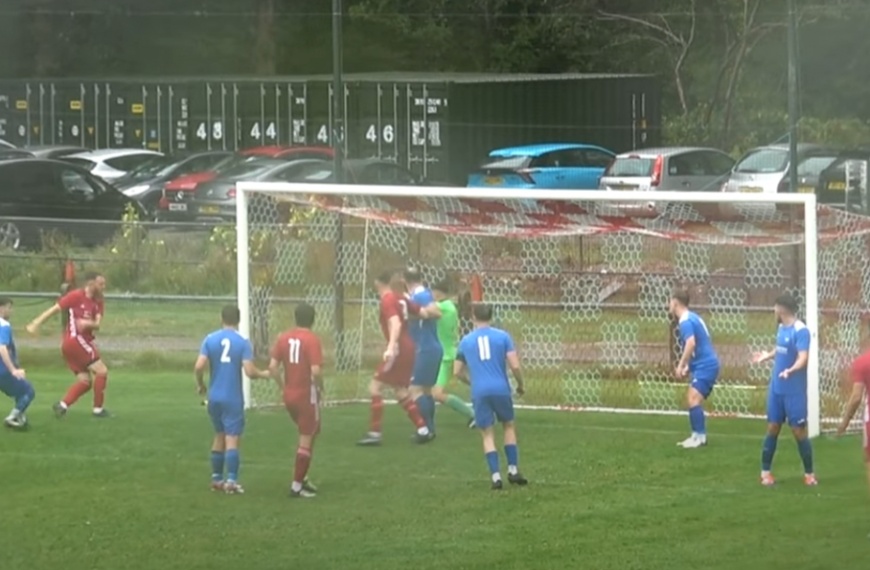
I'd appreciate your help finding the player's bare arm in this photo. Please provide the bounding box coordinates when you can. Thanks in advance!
[507,351,525,395]
[779,351,808,379]
[194,354,209,395]
[751,349,776,364]
[384,315,402,360]
[311,364,324,395]
[0,344,25,379]
[26,303,61,334]
[417,302,442,320]
[242,359,269,380]
[453,359,469,385]
[836,382,866,436]
[676,335,695,377]
[268,358,284,393]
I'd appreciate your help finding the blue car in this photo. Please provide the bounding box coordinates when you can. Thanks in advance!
[467,143,615,189]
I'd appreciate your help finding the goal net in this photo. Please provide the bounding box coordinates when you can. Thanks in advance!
[236,184,870,437]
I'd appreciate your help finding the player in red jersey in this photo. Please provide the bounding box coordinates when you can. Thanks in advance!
[837,345,870,496]
[26,271,111,418]
[357,270,433,446]
[269,303,323,499]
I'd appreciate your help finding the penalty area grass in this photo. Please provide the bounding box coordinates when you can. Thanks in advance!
[0,369,868,570]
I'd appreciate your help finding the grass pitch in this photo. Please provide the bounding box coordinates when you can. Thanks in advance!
[1,368,868,570]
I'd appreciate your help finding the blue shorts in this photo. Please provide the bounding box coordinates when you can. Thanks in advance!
[690,368,719,399]
[472,394,515,429]
[207,400,245,436]
[0,373,32,398]
[411,348,443,387]
[767,391,808,427]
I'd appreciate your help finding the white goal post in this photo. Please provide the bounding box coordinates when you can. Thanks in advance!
[235,182,870,438]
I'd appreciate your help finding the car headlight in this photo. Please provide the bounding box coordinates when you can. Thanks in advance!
[123,184,151,197]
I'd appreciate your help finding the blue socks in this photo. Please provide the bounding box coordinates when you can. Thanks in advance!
[688,405,705,435]
[485,451,500,478]
[416,395,436,433]
[15,381,35,413]
[210,450,225,482]
[225,449,240,482]
[796,437,814,474]
[504,444,518,473]
[761,434,778,471]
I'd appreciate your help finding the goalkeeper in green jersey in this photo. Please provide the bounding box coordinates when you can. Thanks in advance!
[432,280,476,427]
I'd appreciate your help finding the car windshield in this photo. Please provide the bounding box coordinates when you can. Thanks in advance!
[606,157,654,177]
[220,161,281,179]
[735,149,788,174]
[126,156,174,179]
[288,163,335,182]
[63,157,97,171]
[797,156,837,177]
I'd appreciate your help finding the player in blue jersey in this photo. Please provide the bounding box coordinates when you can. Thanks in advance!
[404,267,442,438]
[669,290,720,449]
[455,304,528,490]
[194,305,269,494]
[0,298,35,431]
[751,293,816,487]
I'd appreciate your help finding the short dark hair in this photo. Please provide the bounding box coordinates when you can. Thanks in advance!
[295,303,316,328]
[670,289,690,308]
[0,297,12,307]
[472,303,493,322]
[83,271,102,282]
[375,270,394,286]
[403,267,422,284]
[775,293,799,315]
[432,279,450,294]
[221,305,241,326]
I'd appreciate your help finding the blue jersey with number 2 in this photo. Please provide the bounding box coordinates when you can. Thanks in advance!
[410,286,441,353]
[678,311,719,380]
[200,329,253,405]
[771,321,810,396]
[457,326,515,399]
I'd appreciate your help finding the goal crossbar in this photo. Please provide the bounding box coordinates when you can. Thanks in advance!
[236,183,822,437]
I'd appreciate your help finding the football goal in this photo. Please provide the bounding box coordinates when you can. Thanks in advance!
[235,183,870,438]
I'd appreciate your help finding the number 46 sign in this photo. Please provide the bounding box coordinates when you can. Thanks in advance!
[365,124,395,144]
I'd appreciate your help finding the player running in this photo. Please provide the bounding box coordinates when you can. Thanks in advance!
[752,293,816,486]
[269,303,322,499]
[455,304,527,490]
[836,340,870,502]
[195,305,270,494]
[404,267,443,436]
[431,280,475,427]
[26,271,111,418]
[669,290,720,449]
[0,298,35,430]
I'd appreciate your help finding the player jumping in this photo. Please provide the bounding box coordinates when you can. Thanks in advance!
[195,305,270,494]
[836,338,870,504]
[404,267,443,436]
[669,290,720,449]
[269,303,322,499]
[752,293,816,486]
[431,280,475,427]
[455,303,528,490]
[0,298,35,430]
[358,271,432,446]
[26,271,111,418]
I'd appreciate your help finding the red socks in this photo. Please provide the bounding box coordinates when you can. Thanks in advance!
[399,396,427,429]
[293,446,312,485]
[93,374,108,409]
[63,380,91,407]
[369,396,384,433]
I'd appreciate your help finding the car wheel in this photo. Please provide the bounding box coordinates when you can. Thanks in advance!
[0,219,23,251]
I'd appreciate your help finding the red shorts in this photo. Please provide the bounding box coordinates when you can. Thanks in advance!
[61,336,100,374]
[375,350,414,388]
[284,393,320,436]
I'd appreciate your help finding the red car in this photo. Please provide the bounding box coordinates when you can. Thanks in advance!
[157,145,334,221]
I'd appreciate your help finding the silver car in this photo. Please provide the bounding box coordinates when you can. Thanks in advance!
[722,143,836,194]
[599,147,735,192]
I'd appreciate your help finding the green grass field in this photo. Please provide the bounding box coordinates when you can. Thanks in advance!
[1,368,868,570]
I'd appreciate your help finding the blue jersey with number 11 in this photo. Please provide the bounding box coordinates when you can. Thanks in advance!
[457,326,515,399]
[200,329,252,405]
[678,311,719,377]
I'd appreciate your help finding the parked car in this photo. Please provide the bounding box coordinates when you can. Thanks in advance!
[816,150,869,213]
[0,149,35,161]
[599,147,735,192]
[284,158,420,186]
[25,145,89,159]
[722,143,836,194]
[157,145,334,220]
[63,148,163,182]
[0,139,15,149]
[189,159,327,222]
[467,143,615,189]
[0,158,144,251]
[114,151,232,217]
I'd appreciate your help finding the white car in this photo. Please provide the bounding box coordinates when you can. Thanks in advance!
[722,143,836,194]
[63,149,163,182]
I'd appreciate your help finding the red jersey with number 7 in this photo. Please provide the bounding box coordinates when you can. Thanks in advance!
[58,289,104,343]
[271,328,323,403]
[379,291,416,351]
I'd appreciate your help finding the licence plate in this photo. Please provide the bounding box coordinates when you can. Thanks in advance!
[611,184,639,191]
[798,185,814,194]
[739,186,763,193]
[483,176,503,185]
[168,203,187,212]
[827,181,847,191]
[199,205,220,215]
